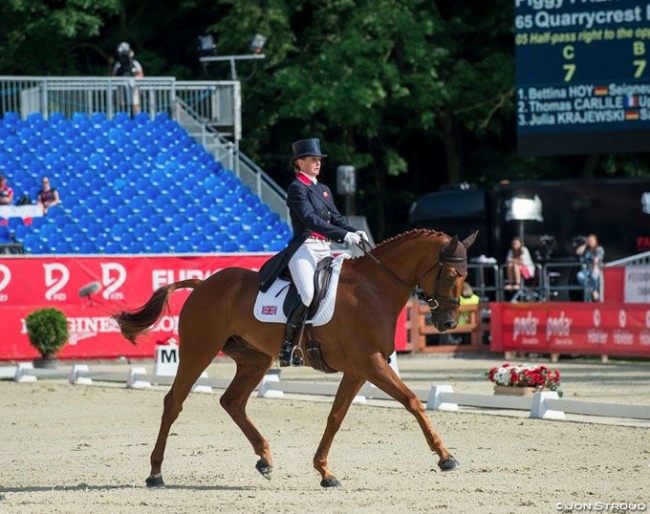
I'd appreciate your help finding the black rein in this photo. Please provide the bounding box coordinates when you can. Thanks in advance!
[356,240,465,312]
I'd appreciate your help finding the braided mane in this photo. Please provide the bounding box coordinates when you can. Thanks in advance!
[372,228,448,252]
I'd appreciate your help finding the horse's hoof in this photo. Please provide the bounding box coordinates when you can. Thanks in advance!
[320,477,341,488]
[145,474,165,488]
[255,459,273,480]
[438,456,461,471]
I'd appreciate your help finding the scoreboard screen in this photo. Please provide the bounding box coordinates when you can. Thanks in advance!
[516,0,650,156]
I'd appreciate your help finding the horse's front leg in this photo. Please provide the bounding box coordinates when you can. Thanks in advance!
[365,353,460,471]
[313,373,365,487]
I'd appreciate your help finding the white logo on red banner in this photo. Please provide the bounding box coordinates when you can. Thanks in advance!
[0,264,10,301]
[593,309,601,328]
[101,263,127,300]
[152,269,212,290]
[646,310,650,329]
[513,311,540,343]
[44,263,70,301]
[619,309,627,328]
[546,311,572,340]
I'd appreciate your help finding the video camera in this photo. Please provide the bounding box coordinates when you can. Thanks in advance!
[116,42,135,77]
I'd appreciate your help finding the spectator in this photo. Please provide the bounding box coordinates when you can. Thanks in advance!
[0,174,14,205]
[37,176,61,214]
[459,282,480,326]
[505,236,535,291]
[112,42,144,115]
[575,233,604,302]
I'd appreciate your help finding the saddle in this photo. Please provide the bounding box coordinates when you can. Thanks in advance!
[279,256,334,319]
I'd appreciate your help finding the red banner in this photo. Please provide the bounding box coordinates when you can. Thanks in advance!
[491,302,650,357]
[0,255,409,360]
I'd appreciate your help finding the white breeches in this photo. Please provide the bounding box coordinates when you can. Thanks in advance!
[288,238,331,307]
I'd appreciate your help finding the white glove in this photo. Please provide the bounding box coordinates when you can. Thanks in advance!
[344,232,362,245]
[355,230,369,242]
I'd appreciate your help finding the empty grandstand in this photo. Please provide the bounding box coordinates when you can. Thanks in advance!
[0,108,292,254]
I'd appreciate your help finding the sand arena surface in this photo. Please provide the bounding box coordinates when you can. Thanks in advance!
[0,355,648,514]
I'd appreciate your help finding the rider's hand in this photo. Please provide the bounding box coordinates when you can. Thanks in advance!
[344,232,362,246]
[355,230,369,242]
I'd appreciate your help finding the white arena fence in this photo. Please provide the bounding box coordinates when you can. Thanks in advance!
[2,363,650,423]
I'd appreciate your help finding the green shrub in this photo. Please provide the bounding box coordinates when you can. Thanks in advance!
[25,308,69,357]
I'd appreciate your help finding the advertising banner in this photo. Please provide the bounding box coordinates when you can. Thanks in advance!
[0,255,410,360]
[491,302,650,357]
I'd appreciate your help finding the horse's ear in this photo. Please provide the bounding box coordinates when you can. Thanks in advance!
[444,235,459,256]
[462,231,478,249]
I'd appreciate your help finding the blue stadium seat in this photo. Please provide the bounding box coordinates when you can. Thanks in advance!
[174,241,194,253]
[219,240,239,253]
[150,241,168,253]
[196,240,214,253]
[245,239,265,252]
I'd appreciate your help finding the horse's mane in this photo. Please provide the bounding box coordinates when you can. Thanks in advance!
[370,228,449,253]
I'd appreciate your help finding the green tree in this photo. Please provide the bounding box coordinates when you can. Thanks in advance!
[0,0,121,75]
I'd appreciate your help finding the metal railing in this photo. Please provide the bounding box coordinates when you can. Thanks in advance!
[605,250,650,267]
[175,100,289,222]
[0,75,240,140]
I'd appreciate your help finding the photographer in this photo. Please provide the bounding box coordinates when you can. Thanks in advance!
[112,42,144,116]
[575,233,605,302]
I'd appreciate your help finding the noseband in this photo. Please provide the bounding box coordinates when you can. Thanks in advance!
[357,241,466,314]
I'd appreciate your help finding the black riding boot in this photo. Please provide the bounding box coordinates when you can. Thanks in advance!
[279,301,308,367]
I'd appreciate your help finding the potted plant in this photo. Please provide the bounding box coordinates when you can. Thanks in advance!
[486,363,563,397]
[25,307,69,369]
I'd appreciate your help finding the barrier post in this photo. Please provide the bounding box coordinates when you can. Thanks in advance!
[530,391,565,420]
[425,385,458,411]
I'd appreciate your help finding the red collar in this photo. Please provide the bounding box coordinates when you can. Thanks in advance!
[297,173,315,185]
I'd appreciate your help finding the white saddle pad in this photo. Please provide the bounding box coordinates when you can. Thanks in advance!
[254,254,350,326]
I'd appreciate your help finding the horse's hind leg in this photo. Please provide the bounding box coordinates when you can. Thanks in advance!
[220,341,274,479]
[364,353,459,472]
[147,341,218,487]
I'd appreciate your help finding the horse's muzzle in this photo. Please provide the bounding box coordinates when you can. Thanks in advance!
[435,320,457,332]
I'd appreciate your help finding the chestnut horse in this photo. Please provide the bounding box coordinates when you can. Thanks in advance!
[112,229,477,488]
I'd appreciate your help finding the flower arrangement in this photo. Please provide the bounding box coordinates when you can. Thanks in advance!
[487,363,562,395]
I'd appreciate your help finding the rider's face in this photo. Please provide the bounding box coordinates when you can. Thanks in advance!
[297,156,322,178]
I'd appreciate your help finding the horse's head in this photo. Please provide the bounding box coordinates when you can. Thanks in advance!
[420,231,478,332]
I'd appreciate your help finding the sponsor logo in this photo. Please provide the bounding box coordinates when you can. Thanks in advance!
[614,308,633,346]
[587,308,607,345]
[44,263,70,301]
[593,308,601,328]
[546,311,573,345]
[513,311,540,344]
[261,305,277,315]
[152,269,214,290]
[0,264,10,302]
[101,263,127,300]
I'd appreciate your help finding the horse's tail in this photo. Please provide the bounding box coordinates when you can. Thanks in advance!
[111,279,202,345]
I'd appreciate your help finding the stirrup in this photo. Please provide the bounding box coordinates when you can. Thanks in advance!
[290,346,304,367]
[279,343,304,367]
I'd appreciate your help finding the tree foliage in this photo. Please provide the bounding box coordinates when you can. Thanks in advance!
[1,0,648,237]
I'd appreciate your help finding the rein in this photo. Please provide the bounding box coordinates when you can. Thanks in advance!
[357,240,465,311]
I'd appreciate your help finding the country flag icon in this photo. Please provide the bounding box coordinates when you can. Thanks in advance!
[625,111,640,121]
[594,86,609,96]
[624,95,639,108]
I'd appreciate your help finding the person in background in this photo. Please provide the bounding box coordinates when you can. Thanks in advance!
[112,42,144,115]
[258,138,367,367]
[0,175,14,205]
[37,176,61,214]
[575,233,605,302]
[458,282,480,326]
[505,236,535,291]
